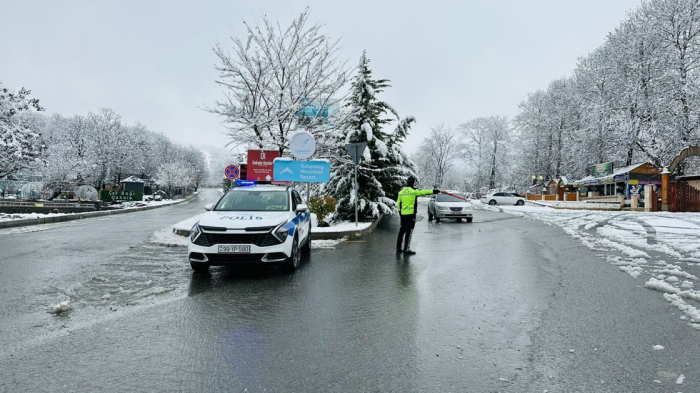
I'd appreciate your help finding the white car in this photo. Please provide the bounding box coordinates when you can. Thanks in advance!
[427,191,473,223]
[481,192,525,206]
[188,183,311,272]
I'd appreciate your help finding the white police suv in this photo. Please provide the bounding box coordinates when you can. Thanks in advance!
[188,182,311,272]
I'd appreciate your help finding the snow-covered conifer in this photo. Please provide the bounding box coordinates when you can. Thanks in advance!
[0,80,45,178]
[326,52,418,221]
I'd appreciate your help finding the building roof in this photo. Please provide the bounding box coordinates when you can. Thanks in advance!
[572,163,649,187]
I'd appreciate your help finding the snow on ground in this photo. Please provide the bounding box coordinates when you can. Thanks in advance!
[173,214,204,234]
[149,226,189,247]
[0,212,69,222]
[0,197,188,223]
[497,205,700,331]
[312,221,371,233]
[311,239,344,249]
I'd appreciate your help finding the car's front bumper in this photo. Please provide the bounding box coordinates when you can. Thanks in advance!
[187,236,293,265]
[435,210,473,219]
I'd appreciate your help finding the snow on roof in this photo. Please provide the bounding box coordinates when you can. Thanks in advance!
[121,176,145,183]
[572,162,653,186]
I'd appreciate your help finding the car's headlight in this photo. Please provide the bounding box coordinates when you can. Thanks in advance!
[273,220,292,242]
[190,222,201,242]
[438,205,449,211]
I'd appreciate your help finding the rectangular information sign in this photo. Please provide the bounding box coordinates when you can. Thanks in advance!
[100,190,143,202]
[591,162,613,177]
[273,159,331,183]
[247,150,279,181]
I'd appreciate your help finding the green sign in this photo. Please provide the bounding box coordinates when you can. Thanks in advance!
[100,190,143,202]
[591,162,613,177]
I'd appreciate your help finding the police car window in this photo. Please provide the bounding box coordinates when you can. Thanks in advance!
[292,190,303,208]
[214,190,289,211]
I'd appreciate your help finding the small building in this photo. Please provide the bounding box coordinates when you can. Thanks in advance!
[572,162,661,201]
[545,177,576,201]
[120,176,145,193]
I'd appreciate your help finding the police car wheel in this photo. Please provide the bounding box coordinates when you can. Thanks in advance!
[301,228,311,253]
[190,262,210,273]
[284,236,301,271]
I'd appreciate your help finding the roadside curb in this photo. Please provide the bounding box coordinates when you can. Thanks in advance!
[172,214,384,241]
[0,193,199,230]
[310,215,383,241]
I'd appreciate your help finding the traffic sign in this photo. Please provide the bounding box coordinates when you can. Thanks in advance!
[224,164,240,180]
[289,132,316,159]
[345,142,367,165]
[273,159,330,183]
[247,150,279,181]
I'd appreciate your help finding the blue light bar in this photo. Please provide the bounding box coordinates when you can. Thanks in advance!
[236,180,257,186]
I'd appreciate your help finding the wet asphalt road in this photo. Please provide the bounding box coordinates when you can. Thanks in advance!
[0,189,698,392]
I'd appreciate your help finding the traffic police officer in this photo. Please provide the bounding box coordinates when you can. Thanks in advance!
[396,177,440,255]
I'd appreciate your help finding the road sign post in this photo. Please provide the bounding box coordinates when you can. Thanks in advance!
[345,143,367,227]
[224,164,240,180]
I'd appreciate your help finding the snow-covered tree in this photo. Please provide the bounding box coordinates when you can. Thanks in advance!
[415,124,460,188]
[154,162,194,198]
[209,9,348,155]
[326,52,417,221]
[0,80,45,178]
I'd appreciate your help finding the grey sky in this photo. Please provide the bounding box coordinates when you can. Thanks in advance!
[1,0,641,153]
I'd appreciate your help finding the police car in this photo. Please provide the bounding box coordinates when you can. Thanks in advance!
[188,182,311,272]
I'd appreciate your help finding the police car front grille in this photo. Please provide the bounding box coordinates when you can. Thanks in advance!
[193,232,282,247]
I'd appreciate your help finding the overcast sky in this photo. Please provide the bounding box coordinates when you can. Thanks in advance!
[1,0,641,153]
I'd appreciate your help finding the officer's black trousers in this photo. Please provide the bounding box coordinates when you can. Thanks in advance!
[396,215,416,251]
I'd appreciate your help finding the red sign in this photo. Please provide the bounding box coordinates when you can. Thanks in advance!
[224,164,240,180]
[247,150,279,181]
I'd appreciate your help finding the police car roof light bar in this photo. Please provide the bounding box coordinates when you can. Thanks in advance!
[235,180,257,186]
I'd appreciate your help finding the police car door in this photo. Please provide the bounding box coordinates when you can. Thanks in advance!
[292,190,310,241]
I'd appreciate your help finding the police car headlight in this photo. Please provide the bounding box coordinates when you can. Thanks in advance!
[273,221,291,243]
[190,222,201,242]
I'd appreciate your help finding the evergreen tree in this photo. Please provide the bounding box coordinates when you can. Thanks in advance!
[326,52,418,221]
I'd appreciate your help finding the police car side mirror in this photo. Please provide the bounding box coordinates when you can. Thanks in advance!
[204,203,214,211]
[295,204,308,214]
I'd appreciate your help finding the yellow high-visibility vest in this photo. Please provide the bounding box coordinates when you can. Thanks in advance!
[397,187,434,216]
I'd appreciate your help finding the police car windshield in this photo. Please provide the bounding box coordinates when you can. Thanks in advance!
[436,194,465,203]
[215,190,289,212]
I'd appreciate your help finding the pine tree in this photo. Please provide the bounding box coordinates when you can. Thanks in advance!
[326,52,418,221]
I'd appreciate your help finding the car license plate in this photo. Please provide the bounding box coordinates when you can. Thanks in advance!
[218,245,250,253]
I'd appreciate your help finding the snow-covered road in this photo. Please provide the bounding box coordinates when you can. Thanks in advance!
[491,204,700,331]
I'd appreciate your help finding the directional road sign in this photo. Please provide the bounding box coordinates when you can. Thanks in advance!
[225,164,240,180]
[273,159,331,183]
[247,150,279,181]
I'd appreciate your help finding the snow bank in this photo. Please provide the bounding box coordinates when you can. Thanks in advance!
[150,227,189,247]
[48,301,71,315]
[312,221,371,233]
[311,239,344,249]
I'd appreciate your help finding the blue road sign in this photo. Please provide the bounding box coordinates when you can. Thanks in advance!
[273,159,330,183]
[225,164,240,180]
